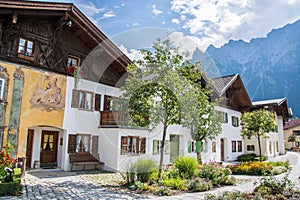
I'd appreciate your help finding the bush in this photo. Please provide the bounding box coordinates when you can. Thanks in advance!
[198,161,232,185]
[161,178,188,191]
[237,154,266,162]
[254,175,294,197]
[126,158,157,183]
[173,156,198,179]
[187,177,213,192]
[205,191,250,200]
[237,153,257,162]
[149,186,172,196]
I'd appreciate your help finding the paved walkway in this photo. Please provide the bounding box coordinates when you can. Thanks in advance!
[1,151,299,200]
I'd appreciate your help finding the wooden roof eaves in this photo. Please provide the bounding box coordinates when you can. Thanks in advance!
[219,74,238,96]
[69,5,131,71]
[0,0,131,75]
[0,0,73,11]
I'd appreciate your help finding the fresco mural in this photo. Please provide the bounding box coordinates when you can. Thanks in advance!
[30,73,65,111]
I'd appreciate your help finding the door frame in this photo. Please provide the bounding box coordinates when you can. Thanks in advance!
[221,138,225,161]
[26,129,34,168]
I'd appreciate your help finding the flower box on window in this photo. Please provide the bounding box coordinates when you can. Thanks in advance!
[18,52,35,61]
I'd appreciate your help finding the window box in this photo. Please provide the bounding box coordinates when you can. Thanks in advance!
[18,52,35,61]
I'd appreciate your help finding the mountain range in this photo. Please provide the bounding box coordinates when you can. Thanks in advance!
[194,19,300,118]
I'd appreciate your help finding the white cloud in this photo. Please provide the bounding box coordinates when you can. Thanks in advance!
[168,32,204,57]
[152,4,163,15]
[100,10,116,19]
[118,45,143,61]
[172,18,180,24]
[132,22,140,26]
[170,0,300,50]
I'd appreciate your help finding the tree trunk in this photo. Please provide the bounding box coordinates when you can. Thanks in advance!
[257,136,262,162]
[197,152,202,164]
[158,123,168,180]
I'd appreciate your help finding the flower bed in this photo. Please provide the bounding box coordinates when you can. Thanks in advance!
[230,161,289,176]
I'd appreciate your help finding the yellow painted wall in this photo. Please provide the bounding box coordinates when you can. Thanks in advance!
[0,61,66,157]
[284,125,300,149]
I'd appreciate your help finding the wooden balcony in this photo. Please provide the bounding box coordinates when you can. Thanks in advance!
[100,110,122,127]
[100,110,149,129]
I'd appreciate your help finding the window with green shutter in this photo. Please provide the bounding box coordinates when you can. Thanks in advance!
[188,141,192,153]
[196,141,202,153]
[153,140,159,155]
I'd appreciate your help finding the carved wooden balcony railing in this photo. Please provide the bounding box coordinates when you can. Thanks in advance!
[100,110,149,128]
[100,110,123,127]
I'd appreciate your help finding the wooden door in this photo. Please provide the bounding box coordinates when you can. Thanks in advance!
[170,135,179,162]
[40,131,58,164]
[221,138,225,161]
[26,129,34,168]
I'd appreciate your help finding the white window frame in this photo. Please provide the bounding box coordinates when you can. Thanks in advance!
[0,78,5,100]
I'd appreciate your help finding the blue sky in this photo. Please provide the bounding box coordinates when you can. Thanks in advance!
[35,0,300,57]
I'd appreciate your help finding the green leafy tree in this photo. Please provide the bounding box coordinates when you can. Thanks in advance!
[178,65,222,164]
[240,109,277,161]
[288,134,296,147]
[113,39,214,178]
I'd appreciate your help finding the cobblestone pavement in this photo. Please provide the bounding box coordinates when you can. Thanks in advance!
[1,151,299,200]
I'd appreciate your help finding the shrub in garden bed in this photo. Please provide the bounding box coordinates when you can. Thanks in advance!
[198,161,235,186]
[236,153,266,162]
[126,158,157,184]
[0,143,22,196]
[173,156,198,179]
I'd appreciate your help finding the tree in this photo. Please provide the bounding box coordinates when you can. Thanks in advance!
[178,65,222,164]
[113,39,214,179]
[240,109,277,162]
[288,134,296,147]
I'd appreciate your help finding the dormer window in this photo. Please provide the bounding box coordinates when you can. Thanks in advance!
[18,37,34,61]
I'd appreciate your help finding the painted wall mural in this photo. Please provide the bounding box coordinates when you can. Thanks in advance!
[30,73,65,111]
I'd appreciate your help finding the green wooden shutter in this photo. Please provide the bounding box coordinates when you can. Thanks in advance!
[225,112,228,123]
[196,141,202,153]
[153,140,159,155]
[165,140,170,154]
[237,117,239,127]
[188,141,192,153]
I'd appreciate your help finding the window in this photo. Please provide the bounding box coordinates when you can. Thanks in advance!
[67,56,80,67]
[276,141,279,152]
[238,141,242,152]
[0,78,5,100]
[232,116,239,127]
[121,136,146,155]
[269,141,272,153]
[68,134,90,153]
[217,111,228,123]
[104,95,112,110]
[18,37,34,56]
[153,140,169,155]
[247,145,255,151]
[66,56,80,75]
[293,130,300,136]
[212,141,216,153]
[71,89,94,111]
[94,94,101,112]
[232,141,237,152]
[188,141,196,153]
[296,141,300,147]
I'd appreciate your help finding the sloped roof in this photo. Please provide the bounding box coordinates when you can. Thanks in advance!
[252,97,292,122]
[212,74,252,111]
[0,0,130,77]
[252,98,287,106]
[212,74,238,96]
[284,118,300,130]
